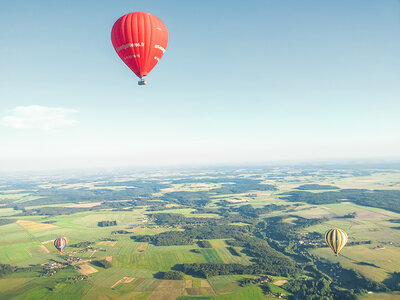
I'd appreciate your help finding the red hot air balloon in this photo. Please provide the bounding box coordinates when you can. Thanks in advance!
[111,12,169,85]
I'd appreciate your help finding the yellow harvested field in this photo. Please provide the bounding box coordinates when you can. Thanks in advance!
[77,264,98,275]
[67,202,102,208]
[227,198,248,203]
[185,280,193,288]
[111,277,135,288]
[26,245,50,256]
[126,226,145,232]
[39,245,50,254]
[274,280,288,286]
[201,280,212,288]
[136,243,148,253]
[98,241,118,247]
[147,280,185,300]
[17,220,57,231]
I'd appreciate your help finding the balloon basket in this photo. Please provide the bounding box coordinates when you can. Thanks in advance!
[138,79,147,86]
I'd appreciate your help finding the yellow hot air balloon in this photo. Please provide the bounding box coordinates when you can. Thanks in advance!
[325,228,348,256]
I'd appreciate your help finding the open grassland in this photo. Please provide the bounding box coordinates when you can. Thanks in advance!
[207,275,253,295]
[209,239,252,265]
[293,201,400,221]
[17,220,58,231]
[214,285,272,300]
[0,193,32,201]
[0,278,34,295]
[114,245,207,271]
[359,292,400,300]
[71,211,144,228]
[301,201,400,282]
[200,248,224,263]
[311,245,400,282]
[146,280,185,300]
[332,172,400,190]
[0,208,19,217]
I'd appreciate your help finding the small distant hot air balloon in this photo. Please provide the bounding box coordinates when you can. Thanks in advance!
[325,228,348,256]
[111,12,169,85]
[54,237,68,254]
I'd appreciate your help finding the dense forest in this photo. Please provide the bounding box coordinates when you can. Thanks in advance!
[295,184,340,190]
[97,220,117,227]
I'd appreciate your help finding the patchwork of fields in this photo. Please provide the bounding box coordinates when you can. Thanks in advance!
[0,168,399,299]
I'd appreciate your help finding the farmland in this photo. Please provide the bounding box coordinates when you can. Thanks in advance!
[0,166,400,299]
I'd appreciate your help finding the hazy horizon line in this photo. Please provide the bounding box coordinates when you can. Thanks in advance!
[1,157,400,176]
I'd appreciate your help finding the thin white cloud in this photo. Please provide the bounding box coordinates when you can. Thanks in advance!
[3,105,77,130]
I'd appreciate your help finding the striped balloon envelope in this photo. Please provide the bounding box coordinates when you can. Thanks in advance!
[54,237,68,254]
[325,228,348,256]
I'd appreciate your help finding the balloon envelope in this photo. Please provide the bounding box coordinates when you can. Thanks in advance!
[111,12,169,79]
[54,237,68,254]
[325,228,348,256]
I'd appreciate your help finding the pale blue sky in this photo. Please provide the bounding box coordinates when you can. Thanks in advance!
[1,0,399,170]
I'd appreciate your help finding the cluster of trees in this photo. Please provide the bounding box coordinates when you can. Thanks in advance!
[98,201,135,210]
[18,207,87,216]
[239,276,270,287]
[179,263,249,278]
[235,204,289,219]
[209,180,276,194]
[226,246,241,256]
[133,224,250,246]
[185,225,249,240]
[98,220,117,227]
[111,230,130,234]
[69,241,94,248]
[157,178,276,207]
[384,272,400,291]
[283,278,357,300]
[295,184,339,190]
[0,219,15,226]
[161,271,184,280]
[99,238,117,242]
[347,240,372,246]
[337,212,357,218]
[0,264,40,277]
[92,260,112,269]
[226,235,297,276]
[161,191,210,207]
[95,180,167,192]
[197,240,212,248]
[12,185,163,209]
[0,264,20,277]
[133,231,193,246]
[194,207,224,215]
[150,213,218,227]
[310,257,389,293]
[175,233,297,278]
[64,275,88,282]
[257,216,326,242]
